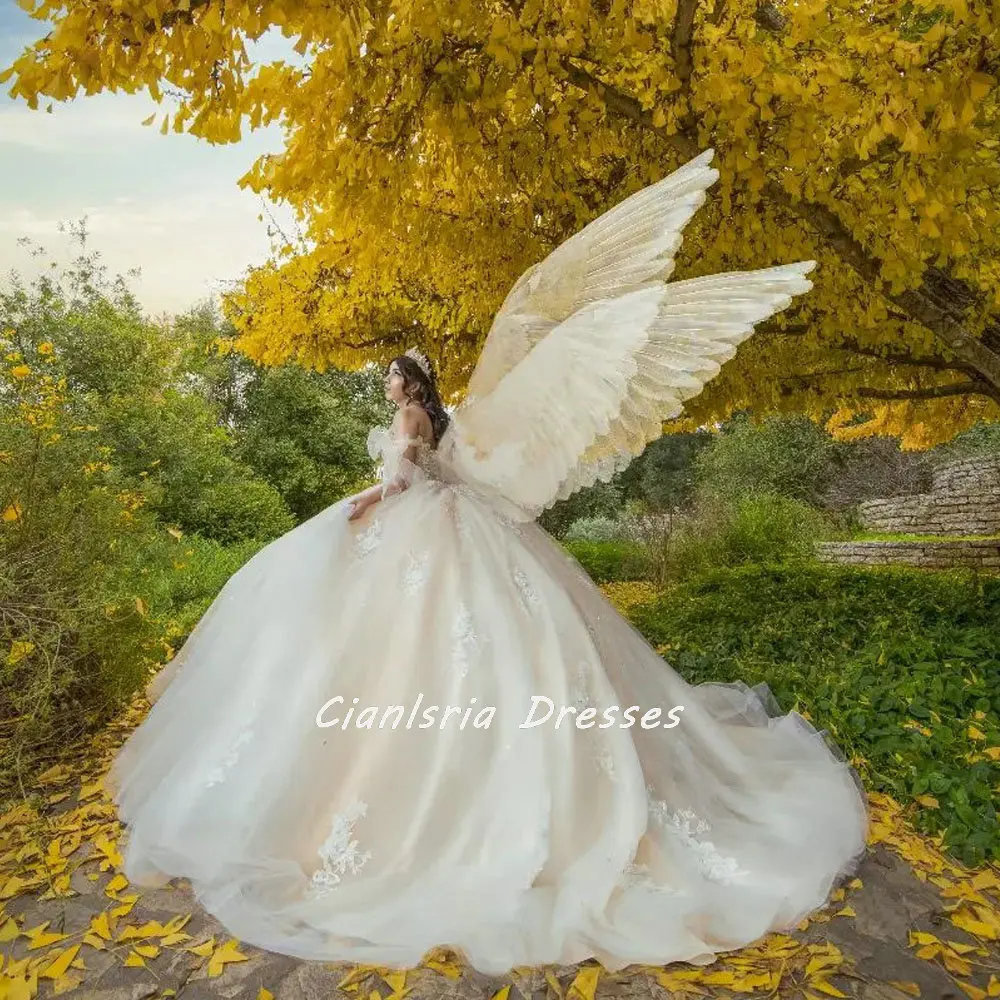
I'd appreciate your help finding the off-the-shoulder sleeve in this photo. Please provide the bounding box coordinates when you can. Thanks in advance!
[366,426,391,462]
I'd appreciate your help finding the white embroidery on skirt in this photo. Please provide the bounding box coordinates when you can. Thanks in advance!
[354,518,382,559]
[309,800,371,895]
[454,504,473,541]
[204,729,253,787]
[621,860,684,896]
[571,660,594,711]
[595,746,618,782]
[451,482,525,537]
[402,550,430,595]
[513,566,541,613]
[649,799,746,885]
[451,602,478,678]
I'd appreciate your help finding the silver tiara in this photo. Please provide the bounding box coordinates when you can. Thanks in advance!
[404,347,432,380]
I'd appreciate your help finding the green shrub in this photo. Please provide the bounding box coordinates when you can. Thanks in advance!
[626,563,1000,865]
[562,539,653,583]
[666,492,835,580]
[693,413,838,508]
[564,515,634,543]
[191,477,295,544]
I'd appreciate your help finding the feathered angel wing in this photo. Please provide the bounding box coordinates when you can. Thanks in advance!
[465,148,721,403]
[448,148,816,519]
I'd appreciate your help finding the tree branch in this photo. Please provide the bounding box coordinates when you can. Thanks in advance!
[557,59,1000,395]
[671,0,699,96]
[855,381,996,402]
[828,334,973,374]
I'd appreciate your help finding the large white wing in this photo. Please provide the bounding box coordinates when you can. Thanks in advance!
[448,149,816,519]
[465,148,721,403]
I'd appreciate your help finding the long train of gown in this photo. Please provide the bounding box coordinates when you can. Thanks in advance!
[106,415,868,974]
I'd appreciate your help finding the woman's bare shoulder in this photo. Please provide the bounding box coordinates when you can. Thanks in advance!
[400,404,434,443]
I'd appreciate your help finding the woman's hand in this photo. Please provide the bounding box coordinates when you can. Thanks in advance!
[382,477,408,500]
[347,496,373,521]
[346,484,383,521]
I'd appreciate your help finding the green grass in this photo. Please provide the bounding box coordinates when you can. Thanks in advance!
[624,563,1000,865]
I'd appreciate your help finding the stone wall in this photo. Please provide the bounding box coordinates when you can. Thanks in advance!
[816,539,1000,570]
[857,456,1000,536]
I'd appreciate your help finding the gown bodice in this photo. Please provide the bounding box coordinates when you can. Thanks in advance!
[365,409,535,526]
[365,410,437,490]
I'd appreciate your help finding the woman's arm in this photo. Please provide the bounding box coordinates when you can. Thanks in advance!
[348,409,427,519]
[346,483,383,521]
[381,407,428,498]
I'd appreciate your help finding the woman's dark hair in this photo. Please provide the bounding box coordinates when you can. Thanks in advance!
[388,354,451,447]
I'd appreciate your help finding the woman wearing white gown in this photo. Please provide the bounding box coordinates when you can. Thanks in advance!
[107,148,868,975]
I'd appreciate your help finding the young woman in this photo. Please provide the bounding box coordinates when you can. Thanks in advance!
[107,149,867,975]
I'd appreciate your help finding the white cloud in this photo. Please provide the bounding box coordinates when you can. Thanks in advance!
[0,19,304,316]
[0,185,297,315]
[0,93,162,151]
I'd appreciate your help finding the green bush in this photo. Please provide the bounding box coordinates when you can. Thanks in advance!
[693,413,838,508]
[564,515,635,543]
[538,480,626,538]
[0,347,169,791]
[666,492,835,580]
[191,477,295,545]
[626,563,1000,865]
[562,539,654,583]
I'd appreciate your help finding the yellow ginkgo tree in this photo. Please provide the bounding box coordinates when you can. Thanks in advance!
[4,0,1000,447]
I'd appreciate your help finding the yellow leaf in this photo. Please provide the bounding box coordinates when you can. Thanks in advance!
[888,983,921,997]
[968,725,986,741]
[0,876,28,901]
[187,937,216,957]
[567,966,600,1000]
[809,980,848,998]
[257,990,275,1000]
[491,988,511,1000]
[545,970,565,996]
[104,874,128,896]
[118,920,165,940]
[133,944,160,959]
[142,112,156,126]
[951,908,998,941]
[109,894,139,917]
[134,597,147,617]
[834,906,856,918]
[424,959,462,979]
[959,983,987,1000]
[53,974,84,995]
[969,72,995,103]
[40,945,80,980]
[124,951,147,967]
[6,641,34,666]
[382,972,406,993]
[0,917,20,941]
[987,974,1000,997]
[916,795,940,809]
[207,938,249,977]
[24,922,67,950]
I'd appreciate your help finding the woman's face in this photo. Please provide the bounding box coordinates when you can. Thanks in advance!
[384,362,406,405]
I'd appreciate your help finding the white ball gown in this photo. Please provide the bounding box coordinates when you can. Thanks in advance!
[106,148,868,975]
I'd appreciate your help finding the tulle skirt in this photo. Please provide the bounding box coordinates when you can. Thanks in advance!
[107,475,868,974]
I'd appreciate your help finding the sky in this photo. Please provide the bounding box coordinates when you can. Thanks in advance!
[0,2,299,317]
